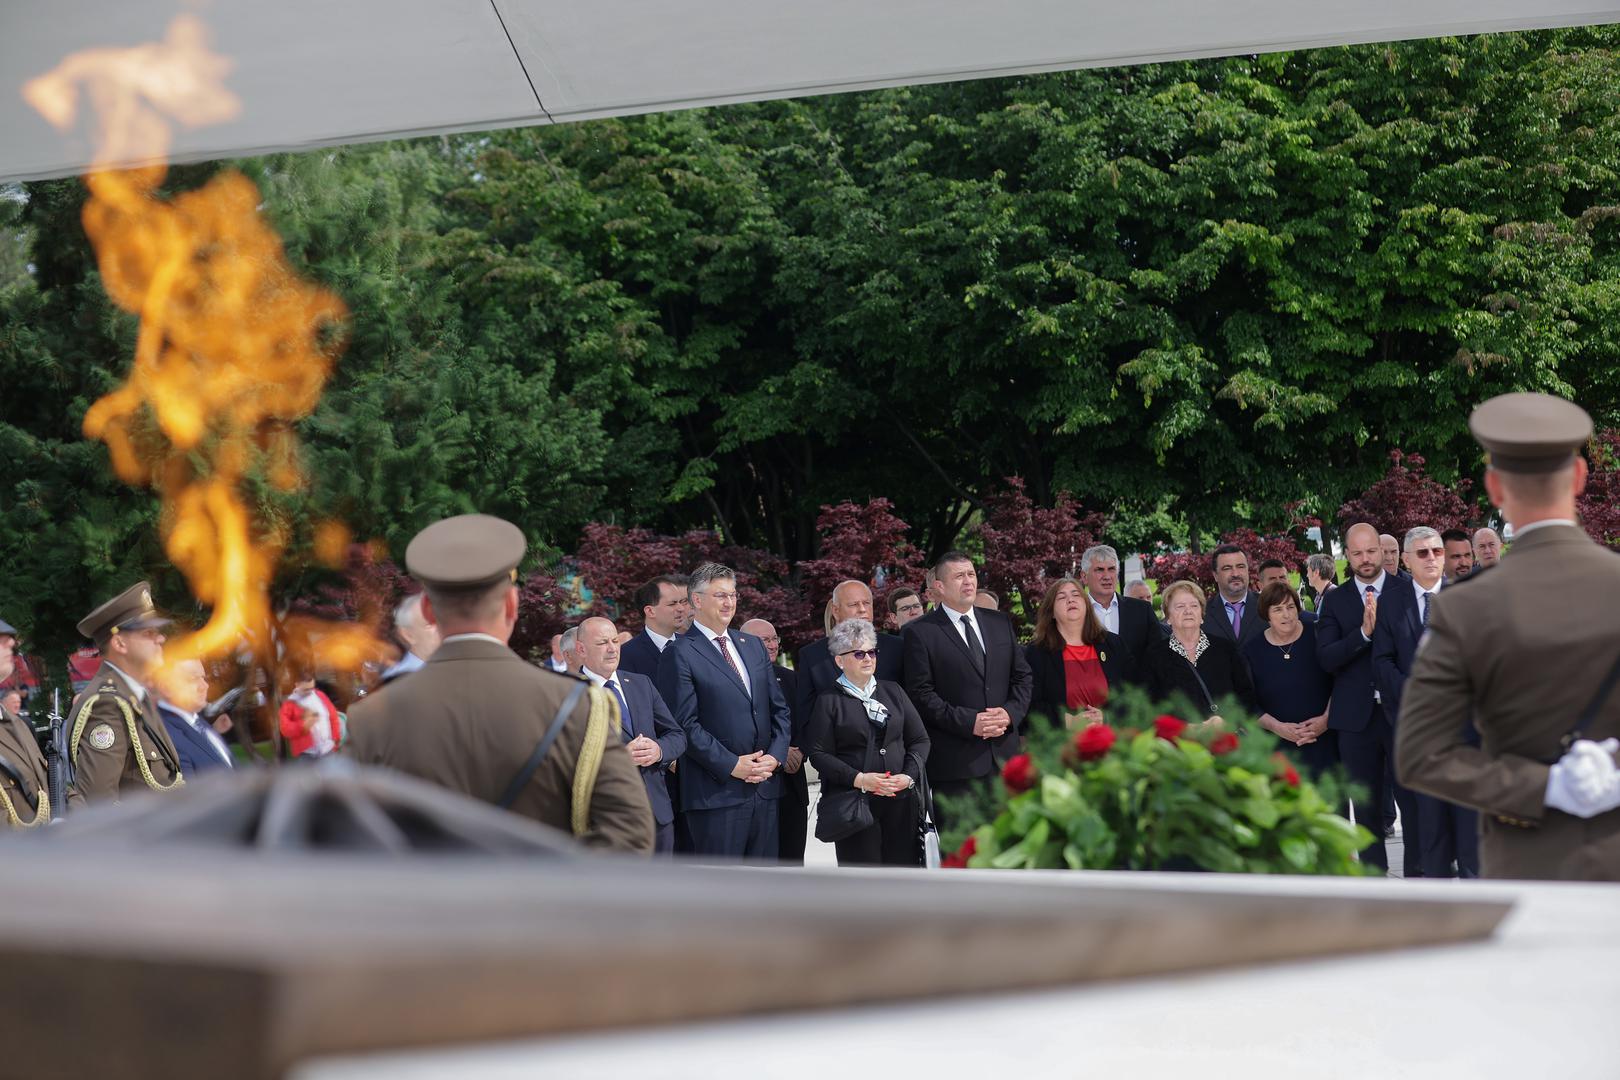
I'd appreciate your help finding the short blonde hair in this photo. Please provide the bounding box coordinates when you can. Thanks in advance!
[1159,580,1206,615]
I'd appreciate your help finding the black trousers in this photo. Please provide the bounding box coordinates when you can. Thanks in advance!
[926,776,986,835]
[1337,707,1421,876]
[834,789,920,867]
[777,765,809,864]
[1416,795,1481,878]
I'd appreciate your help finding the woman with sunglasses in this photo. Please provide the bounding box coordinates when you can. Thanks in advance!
[806,618,931,866]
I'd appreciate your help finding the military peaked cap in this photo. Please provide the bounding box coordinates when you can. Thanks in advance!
[1469,393,1593,474]
[405,514,526,590]
[76,581,171,641]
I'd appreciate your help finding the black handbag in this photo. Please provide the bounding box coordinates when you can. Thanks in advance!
[813,701,878,844]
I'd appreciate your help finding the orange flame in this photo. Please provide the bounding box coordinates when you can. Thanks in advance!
[26,17,388,676]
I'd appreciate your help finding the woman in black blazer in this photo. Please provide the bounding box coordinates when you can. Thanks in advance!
[1144,580,1257,721]
[1024,578,1131,728]
[807,618,931,867]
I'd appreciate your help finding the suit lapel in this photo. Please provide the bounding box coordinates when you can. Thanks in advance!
[934,607,985,676]
[686,628,750,698]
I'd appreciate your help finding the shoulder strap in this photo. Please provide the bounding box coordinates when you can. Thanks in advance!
[498,681,587,810]
[1183,655,1217,713]
[1561,649,1620,754]
[569,686,613,836]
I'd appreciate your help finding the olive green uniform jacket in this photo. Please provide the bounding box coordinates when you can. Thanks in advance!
[345,636,654,855]
[0,705,51,827]
[1397,523,1620,881]
[66,662,184,808]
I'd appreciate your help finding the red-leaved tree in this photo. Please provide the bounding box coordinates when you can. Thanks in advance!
[1337,450,1474,540]
[796,498,928,628]
[1145,528,1309,593]
[1578,428,1620,550]
[971,477,1107,629]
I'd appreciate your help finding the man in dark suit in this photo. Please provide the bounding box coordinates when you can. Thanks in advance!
[793,580,905,751]
[1317,522,1408,874]
[1372,525,1478,878]
[902,551,1032,828]
[576,617,686,854]
[619,574,691,680]
[657,563,792,859]
[156,657,236,777]
[1202,545,1266,652]
[743,618,806,863]
[1081,544,1163,684]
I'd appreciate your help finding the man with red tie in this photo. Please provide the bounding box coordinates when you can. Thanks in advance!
[656,563,792,859]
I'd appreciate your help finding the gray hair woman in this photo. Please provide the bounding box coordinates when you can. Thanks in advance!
[806,618,931,866]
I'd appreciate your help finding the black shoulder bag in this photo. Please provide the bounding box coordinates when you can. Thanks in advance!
[813,700,877,843]
[498,681,588,810]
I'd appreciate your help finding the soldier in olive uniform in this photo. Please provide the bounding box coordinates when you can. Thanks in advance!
[345,514,654,854]
[0,617,51,828]
[66,583,185,808]
[1398,394,1620,880]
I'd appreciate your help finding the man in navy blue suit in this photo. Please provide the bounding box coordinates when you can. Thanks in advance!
[657,563,792,859]
[576,616,686,854]
[619,574,691,680]
[156,658,236,776]
[1373,525,1479,878]
[1317,522,1411,875]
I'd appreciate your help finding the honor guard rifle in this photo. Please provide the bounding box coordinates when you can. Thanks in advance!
[43,687,70,820]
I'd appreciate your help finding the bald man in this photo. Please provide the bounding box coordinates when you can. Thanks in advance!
[1472,527,1503,571]
[1316,522,1418,876]
[1379,533,1404,580]
[792,581,906,759]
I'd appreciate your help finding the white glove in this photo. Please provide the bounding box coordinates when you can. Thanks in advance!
[1545,738,1620,818]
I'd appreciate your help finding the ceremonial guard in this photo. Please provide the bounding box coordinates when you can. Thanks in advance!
[1398,394,1620,880]
[345,514,654,854]
[0,617,51,828]
[66,583,185,808]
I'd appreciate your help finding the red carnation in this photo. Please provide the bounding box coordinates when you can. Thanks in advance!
[1002,753,1037,793]
[1074,723,1116,761]
[1154,714,1189,741]
[1210,732,1240,755]
[1282,764,1301,788]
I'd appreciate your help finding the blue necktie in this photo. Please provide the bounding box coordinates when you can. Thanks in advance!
[607,679,634,743]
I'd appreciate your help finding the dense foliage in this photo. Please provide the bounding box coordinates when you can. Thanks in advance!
[7,30,1620,660]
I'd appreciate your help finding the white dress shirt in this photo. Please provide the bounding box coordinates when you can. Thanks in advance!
[1355,570,1388,644]
[102,661,148,704]
[1089,591,1121,634]
[644,628,674,653]
[944,604,986,652]
[1510,517,1576,540]
[695,621,750,698]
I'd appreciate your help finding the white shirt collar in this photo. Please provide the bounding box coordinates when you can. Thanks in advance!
[644,627,673,651]
[1354,570,1388,597]
[102,661,147,703]
[694,621,730,645]
[1411,576,1443,602]
[1511,518,1577,540]
[582,666,621,692]
[1088,591,1120,612]
[441,633,506,646]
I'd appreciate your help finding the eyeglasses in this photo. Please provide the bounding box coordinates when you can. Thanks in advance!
[704,591,738,603]
[1410,548,1444,558]
[839,649,878,661]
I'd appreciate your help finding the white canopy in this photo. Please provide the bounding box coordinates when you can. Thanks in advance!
[3,0,1619,181]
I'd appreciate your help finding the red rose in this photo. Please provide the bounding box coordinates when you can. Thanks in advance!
[942,835,977,869]
[1154,714,1189,741]
[1271,752,1301,787]
[1210,732,1240,755]
[1282,764,1301,788]
[1002,753,1037,793]
[1074,723,1116,761]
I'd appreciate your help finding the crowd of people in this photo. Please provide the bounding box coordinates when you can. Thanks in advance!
[2,395,1618,885]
